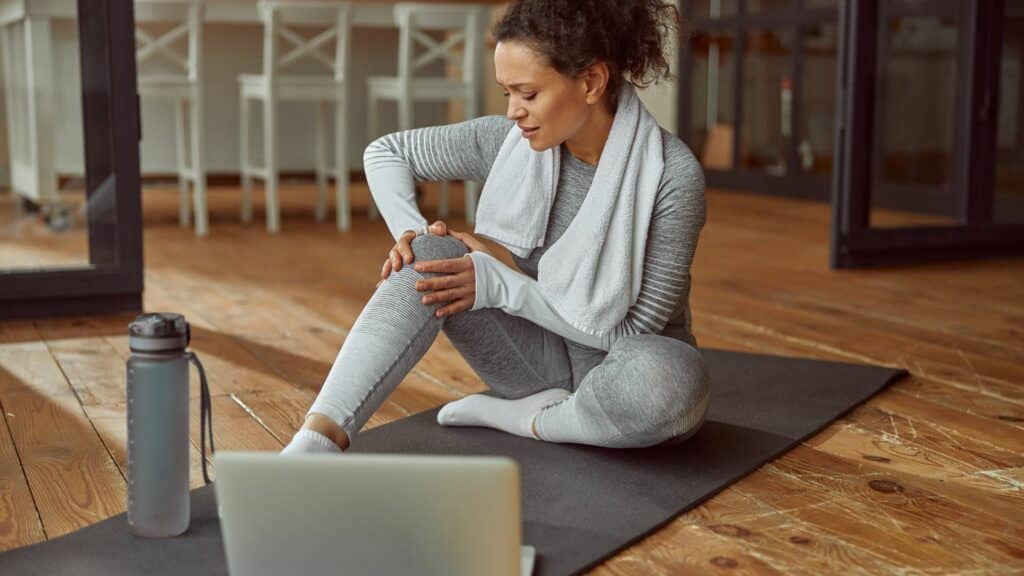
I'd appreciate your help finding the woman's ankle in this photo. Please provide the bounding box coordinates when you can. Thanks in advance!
[303,412,350,451]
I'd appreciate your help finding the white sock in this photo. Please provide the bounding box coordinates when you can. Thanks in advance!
[436,388,571,440]
[280,428,343,455]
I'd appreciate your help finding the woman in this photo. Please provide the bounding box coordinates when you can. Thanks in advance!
[282,0,708,454]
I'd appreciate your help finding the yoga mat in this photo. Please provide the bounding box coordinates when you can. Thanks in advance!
[0,349,906,576]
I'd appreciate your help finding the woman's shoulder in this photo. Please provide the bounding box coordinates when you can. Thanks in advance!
[648,128,705,215]
[658,128,705,193]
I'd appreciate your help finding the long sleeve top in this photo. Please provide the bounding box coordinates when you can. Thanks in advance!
[362,115,706,352]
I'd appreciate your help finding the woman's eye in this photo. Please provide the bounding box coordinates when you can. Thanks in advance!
[502,92,536,101]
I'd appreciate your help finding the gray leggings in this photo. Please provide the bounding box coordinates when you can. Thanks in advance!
[307,234,710,449]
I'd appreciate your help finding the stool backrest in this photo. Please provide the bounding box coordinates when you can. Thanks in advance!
[258,1,353,83]
[134,0,204,82]
[393,3,482,86]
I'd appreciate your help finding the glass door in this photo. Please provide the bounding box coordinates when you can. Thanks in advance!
[680,0,841,200]
[831,0,1024,267]
[0,0,142,318]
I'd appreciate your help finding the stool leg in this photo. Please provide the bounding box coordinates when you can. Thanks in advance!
[264,95,280,233]
[191,84,209,237]
[366,88,379,221]
[335,90,351,231]
[240,92,253,223]
[175,99,190,227]
[315,101,328,222]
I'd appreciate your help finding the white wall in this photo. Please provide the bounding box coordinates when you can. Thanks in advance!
[50,20,451,176]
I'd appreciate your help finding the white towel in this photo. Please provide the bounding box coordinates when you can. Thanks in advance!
[473,83,665,337]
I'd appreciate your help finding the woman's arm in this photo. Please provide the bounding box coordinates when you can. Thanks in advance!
[362,116,514,241]
[468,172,706,352]
[468,251,613,349]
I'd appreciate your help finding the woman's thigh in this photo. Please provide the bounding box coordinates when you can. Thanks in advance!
[442,307,574,399]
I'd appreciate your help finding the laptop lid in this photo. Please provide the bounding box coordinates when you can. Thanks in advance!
[213,451,523,576]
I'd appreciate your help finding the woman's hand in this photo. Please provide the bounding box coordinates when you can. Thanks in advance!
[413,253,477,318]
[413,228,489,318]
[378,220,449,286]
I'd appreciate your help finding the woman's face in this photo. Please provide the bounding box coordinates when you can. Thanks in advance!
[494,41,591,151]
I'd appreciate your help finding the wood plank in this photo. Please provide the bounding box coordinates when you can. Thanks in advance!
[233,389,413,448]
[731,459,967,569]
[34,332,126,407]
[4,185,1023,572]
[0,320,45,345]
[147,280,436,444]
[0,394,46,552]
[693,287,1024,405]
[770,447,1023,566]
[698,261,1023,359]
[808,420,1024,503]
[592,522,786,575]
[674,486,902,575]
[144,280,315,398]
[695,309,1024,436]
[84,402,209,491]
[0,344,126,539]
[187,395,286,481]
[616,472,912,576]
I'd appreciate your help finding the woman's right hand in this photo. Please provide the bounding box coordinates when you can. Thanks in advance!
[377,220,449,287]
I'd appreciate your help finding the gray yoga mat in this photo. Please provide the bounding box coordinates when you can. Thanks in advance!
[0,349,906,576]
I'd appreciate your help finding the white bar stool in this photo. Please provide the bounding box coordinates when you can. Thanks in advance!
[366,3,484,224]
[239,1,354,233]
[136,0,209,236]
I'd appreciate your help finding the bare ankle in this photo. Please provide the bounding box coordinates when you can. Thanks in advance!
[303,413,350,451]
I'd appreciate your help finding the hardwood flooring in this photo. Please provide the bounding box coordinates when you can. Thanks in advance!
[1,181,1021,574]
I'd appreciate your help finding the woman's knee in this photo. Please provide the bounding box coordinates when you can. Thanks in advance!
[410,233,468,267]
[373,234,468,313]
[594,334,710,445]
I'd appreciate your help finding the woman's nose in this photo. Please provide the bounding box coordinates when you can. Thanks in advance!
[506,102,526,120]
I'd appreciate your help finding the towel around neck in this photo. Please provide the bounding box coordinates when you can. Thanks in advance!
[474,83,665,338]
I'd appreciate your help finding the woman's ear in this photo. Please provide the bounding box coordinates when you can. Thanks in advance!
[582,61,610,106]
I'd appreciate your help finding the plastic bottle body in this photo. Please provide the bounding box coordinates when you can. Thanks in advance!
[126,351,190,538]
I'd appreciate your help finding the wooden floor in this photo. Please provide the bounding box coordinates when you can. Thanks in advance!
[1,181,1022,574]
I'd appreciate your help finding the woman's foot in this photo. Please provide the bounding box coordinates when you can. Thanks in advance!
[280,428,343,455]
[436,388,571,440]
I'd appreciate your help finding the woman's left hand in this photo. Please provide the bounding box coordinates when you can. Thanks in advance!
[413,229,489,318]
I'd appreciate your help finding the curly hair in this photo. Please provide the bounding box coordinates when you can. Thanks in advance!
[493,0,684,111]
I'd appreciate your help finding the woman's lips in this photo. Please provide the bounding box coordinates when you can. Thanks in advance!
[521,126,539,139]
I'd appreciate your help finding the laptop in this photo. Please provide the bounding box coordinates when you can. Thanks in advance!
[213,451,535,576]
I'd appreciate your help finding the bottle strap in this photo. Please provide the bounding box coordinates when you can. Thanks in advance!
[186,352,215,485]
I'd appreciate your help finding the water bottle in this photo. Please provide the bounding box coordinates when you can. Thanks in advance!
[126,313,214,538]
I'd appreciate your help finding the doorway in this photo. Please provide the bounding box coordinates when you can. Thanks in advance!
[831,0,1024,267]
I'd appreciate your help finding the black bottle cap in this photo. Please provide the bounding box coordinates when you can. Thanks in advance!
[129,313,190,353]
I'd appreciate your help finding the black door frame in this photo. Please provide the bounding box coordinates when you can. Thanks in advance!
[831,0,1024,268]
[0,0,143,319]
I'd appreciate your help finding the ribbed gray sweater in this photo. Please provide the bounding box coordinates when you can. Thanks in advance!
[363,115,706,351]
